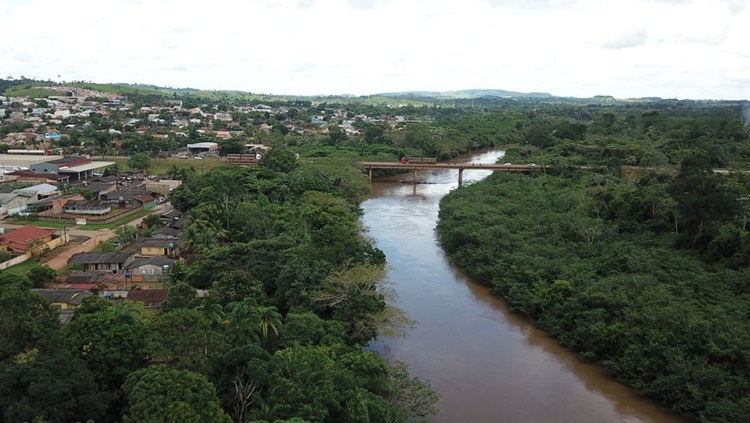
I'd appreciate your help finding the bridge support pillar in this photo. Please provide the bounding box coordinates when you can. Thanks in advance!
[458,168,464,186]
[413,167,418,183]
[368,168,372,182]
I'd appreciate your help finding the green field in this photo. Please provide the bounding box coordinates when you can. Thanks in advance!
[3,86,60,98]
[3,259,40,276]
[4,219,69,228]
[109,156,231,176]
[68,82,167,96]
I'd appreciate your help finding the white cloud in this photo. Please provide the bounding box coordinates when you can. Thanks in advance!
[0,0,747,99]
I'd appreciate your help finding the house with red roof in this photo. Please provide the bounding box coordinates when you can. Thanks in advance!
[0,225,55,254]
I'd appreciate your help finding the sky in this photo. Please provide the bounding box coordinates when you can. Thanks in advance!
[1,0,749,100]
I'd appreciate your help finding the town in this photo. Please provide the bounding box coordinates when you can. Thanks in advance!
[0,83,421,317]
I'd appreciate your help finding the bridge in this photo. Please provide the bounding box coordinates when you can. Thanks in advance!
[359,161,541,185]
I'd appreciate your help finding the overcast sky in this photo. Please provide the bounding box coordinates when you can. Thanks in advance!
[1,0,749,100]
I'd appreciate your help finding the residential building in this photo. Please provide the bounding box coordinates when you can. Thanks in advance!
[127,238,179,257]
[63,200,112,215]
[68,251,134,274]
[0,225,55,254]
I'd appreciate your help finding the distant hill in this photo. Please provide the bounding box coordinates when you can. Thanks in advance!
[375,89,554,99]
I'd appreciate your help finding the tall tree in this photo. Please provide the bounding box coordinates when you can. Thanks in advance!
[0,351,109,423]
[128,152,151,171]
[0,280,60,363]
[123,365,231,423]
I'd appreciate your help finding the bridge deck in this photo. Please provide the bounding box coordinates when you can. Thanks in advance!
[359,161,539,171]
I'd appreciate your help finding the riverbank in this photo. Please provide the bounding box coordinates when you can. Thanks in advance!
[436,167,747,422]
[362,149,684,423]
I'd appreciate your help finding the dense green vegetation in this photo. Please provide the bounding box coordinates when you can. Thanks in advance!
[437,162,750,420]
[4,76,750,421]
[0,156,438,422]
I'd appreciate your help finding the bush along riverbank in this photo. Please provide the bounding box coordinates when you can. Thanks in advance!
[436,166,750,423]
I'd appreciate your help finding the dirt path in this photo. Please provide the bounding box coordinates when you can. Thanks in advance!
[40,204,169,271]
[41,229,115,271]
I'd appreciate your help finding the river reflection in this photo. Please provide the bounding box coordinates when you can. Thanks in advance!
[361,150,684,423]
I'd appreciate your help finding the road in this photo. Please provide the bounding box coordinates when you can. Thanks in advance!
[39,204,169,271]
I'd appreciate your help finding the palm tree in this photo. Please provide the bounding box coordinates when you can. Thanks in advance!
[181,218,229,256]
[255,306,282,344]
[111,300,143,326]
[225,299,260,347]
[196,296,225,326]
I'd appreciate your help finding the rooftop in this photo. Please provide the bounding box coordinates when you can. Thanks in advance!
[0,226,55,246]
[32,289,94,305]
[68,251,133,264]
[58,161,116,173]
[0,154,62,167]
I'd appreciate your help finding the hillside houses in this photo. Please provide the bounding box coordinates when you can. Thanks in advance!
[2,83,413,162]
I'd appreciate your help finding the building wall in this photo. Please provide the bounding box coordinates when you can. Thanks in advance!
[0,234,69,270]
[131,264,167,276]
[141,246,169,256]
[30,163,59,174]
[2,196,31,215]
[63,205,111,215]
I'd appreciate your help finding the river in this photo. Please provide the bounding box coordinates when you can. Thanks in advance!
[361,149,684,423]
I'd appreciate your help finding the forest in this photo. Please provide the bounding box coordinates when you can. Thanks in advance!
[436,102,750,422]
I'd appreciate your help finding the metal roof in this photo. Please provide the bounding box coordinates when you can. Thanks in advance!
[58,161,116,173]
[68,251,133,264]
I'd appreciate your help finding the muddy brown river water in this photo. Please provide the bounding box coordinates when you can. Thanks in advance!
[361,149,685,423]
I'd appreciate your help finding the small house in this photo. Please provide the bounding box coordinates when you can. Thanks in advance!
[127,238,179,257]
[63,200,111,215]
[125,256,175,281]
[68,251,134,274]
[0,226,55,254]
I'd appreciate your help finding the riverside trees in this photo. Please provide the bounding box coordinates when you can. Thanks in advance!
[437,167,750,422]
[0,150,438,423]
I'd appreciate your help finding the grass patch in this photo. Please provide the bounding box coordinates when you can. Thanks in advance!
[68,82,167,96]
[4,86,61,98]
[108,156,231,176]
[78,208,153,230]
[4,219,69,229]
[3,259,40,276]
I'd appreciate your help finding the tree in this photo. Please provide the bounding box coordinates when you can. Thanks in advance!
[0,351,109,423]
[266,345,344,422]
[26,239,49,258]
[0,281,60,363]
[145,308,224,374]
[103,163,120,176]
[219,138,246,156]
[27,264,57,288]
[386,361,440,420]
[327,124,348,145]
[261,148,298,173]
[311,263,388,344]
[65,306,146,417]
[128,152,151,171]
[224,298,261,347]
[141,213,161,229]
[161,282,199,312]
[113,224,139,246]
[122,365,231,423]
[364,124,387,144]
[181,218,229,256]
[403,123,433,155]
[213,345,272,423]
[255,306,282,346]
